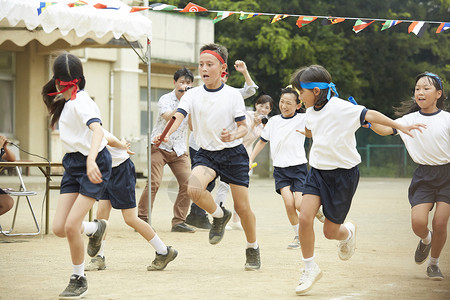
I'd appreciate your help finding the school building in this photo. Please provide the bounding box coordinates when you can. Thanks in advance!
[0,11,213,176]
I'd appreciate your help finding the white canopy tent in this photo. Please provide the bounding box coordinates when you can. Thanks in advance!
[0,0,155,226]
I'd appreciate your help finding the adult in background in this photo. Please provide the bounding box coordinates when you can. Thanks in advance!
[0,135,15,216]
[138,67,196,233]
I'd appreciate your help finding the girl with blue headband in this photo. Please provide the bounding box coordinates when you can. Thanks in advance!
[370,72,449,281]
[290,65,425,295]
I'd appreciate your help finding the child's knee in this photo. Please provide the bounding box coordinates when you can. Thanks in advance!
[323,227,338,240]
[187,185,203,202]
[432,216,448,233]
[53,223,66,237]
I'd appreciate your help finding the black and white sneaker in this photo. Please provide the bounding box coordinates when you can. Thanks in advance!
[415,232,432,265]
[245,247,261,271]
[87,219,108,257]
[59,274,88,300]
[209,206,232,245]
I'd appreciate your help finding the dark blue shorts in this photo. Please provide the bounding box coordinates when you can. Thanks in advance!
[101,158,137,209]
[303,166,359,224]
[193,144,249,187]
[273,164,308,195]
[409,163,450,207]
[189,147,215,192]
[60,148,112,200]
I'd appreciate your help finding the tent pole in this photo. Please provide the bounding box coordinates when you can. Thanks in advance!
[146,37,152,225]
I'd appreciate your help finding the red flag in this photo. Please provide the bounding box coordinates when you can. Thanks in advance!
[130,7,149,13]
[296,16,317,28]
[180,2,207,13]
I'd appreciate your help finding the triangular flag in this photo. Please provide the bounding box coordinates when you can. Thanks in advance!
[180,2,207,13]
[150,3,177,11]
[37,2,56,15]
[93,3,119,9]
[353,19,375,33]
[67,0,87,7]
[239,12,261,20]
[296,16,318,28]
[408,21,428,37]
[271,14,289,24]
[436,22,450,33]
[130,7,149,13]
[381,20,402,31]
[321,17,345,26]
[213,12,234,24]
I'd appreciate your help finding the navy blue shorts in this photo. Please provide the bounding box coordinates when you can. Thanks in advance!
[101,158,137,209]
[409,163,450,207]
[273,164,308,195]
[60,148,112,200]
[193,144,249,187]
[303,166,359,224]
[189,147,215,192]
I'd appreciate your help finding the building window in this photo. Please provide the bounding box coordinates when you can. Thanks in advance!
[0,51,15,135]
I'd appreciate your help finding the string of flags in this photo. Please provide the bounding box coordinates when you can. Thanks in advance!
[37,1,450,37]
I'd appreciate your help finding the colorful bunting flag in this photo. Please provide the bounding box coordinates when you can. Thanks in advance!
[352,19,375,33]
[67,1,87,7]
[408,21,428,37]
[150,3,177,11]
[436,22,450,33]
[130,7,149,13]
[296,16,317,28]
[381,20,402,31]
[321,17,345,26]
[239,13,261,20]
[37,2,56,15]
[271,14,289,24]
[213,12,234,24]
[180,2,207,13]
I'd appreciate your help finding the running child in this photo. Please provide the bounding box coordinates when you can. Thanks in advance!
[369,72,449,280]
[86,130,177,272]
[154,43,261,270]
[43,53,111,299]
[290,65,425,294]
[249,87,324,250]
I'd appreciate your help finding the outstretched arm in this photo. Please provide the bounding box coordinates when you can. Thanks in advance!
[234,60,255,87]
[369,123,395,136]
[152,111,186,145]
[365,110,426,137]
[296,128,312,138]
[249,139,267,168]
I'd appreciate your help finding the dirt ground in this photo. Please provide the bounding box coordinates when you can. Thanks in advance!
[1,177,449,300]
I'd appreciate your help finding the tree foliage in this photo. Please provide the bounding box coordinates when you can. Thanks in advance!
[162,0,449,116]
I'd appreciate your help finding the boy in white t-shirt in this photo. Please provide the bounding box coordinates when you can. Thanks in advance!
[290,65,424,295]
[154,43,260,271]
[249,87,324,250]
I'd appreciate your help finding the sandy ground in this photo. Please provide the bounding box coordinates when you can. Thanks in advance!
[0,177,449,300]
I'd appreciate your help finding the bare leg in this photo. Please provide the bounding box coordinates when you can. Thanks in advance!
[298,194,321,258]
[187,166,217,213]
[52,193,78,237]
[0,194,14,216]
[280,186,299,226]
[122,207,156,241]
[231,184,256,243]
[430,202,450,259]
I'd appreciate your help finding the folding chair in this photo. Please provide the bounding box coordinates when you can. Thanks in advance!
[0,166,40,236]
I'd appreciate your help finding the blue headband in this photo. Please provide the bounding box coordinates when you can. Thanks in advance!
[424,72,443,89]
[300,81,339,100]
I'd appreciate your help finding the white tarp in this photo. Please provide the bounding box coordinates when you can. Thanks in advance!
[0,0,152,46]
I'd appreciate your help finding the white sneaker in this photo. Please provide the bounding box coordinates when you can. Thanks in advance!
[225,225,232,231]
[338,221,357,261]
[315,209,325,223]
[295,264,322,294]
[230,221,243,231]
[287,236,300,249]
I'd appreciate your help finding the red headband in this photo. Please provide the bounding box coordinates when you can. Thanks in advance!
[221,71,228,78]
[200,50,225,64]
[48,78,79,100]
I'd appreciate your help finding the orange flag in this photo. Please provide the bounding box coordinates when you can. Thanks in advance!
[180,2,207,13]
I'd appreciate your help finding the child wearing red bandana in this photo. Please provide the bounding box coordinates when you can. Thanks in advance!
[42,52,112,299]
[154,43,261,271]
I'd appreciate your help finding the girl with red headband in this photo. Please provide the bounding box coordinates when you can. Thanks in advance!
[43,52,111,299]
[370,72,449,281]
[290,65,425,295]
[154,43,261,271]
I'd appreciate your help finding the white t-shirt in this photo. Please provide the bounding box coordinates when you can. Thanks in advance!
[396,110,450,165]
[305,97,366,170]
[179,84,246,151]
[260,113,307,168]
[103,130,129,168]
[151,90,188,157]
[59,90,107,156]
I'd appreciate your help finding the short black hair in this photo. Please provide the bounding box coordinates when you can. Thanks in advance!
[174,67,194,82]
[280,87,300,104]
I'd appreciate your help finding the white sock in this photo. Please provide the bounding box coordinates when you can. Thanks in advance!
[302,256,316,271]
[428,256,439,267]
[211,203,224,218]
[98,240,106,258]
[422,231,432,245]
[292,224,299,236]
[343,223,353,242]
[82,221,98,236]
[149,234,168,255]
[72,262,85,277]
[246,240,258,249]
